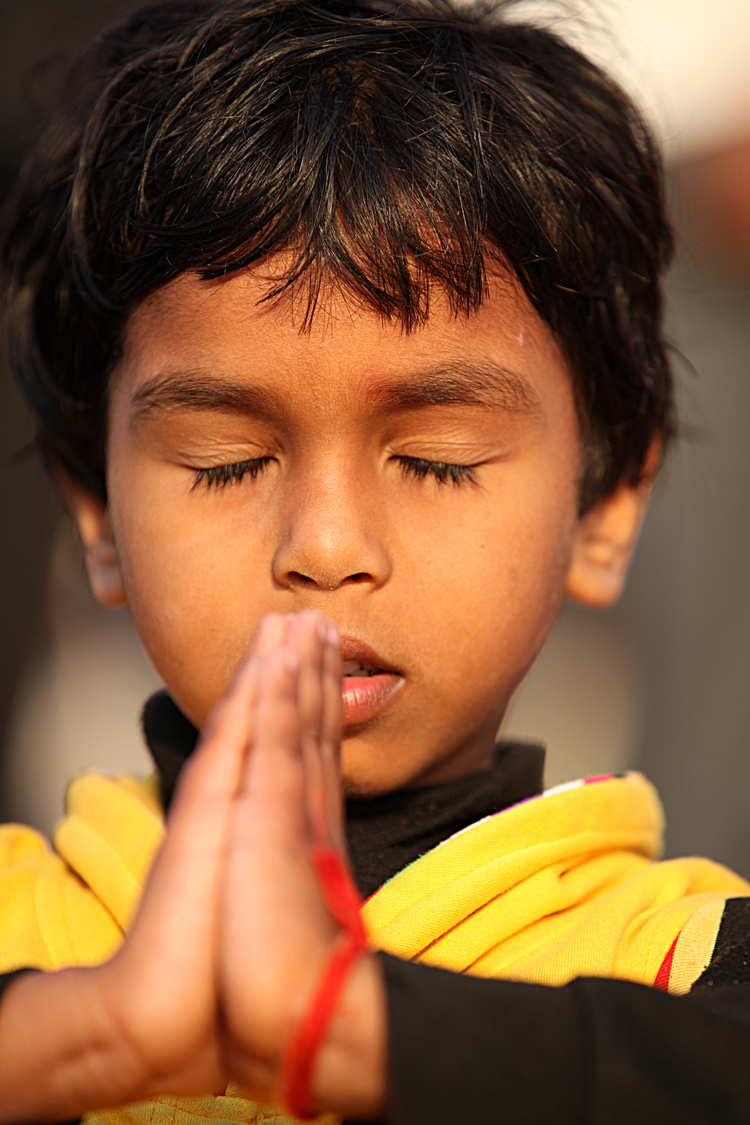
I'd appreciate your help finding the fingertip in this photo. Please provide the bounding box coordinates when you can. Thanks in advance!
[325,621,340,648]
[259,612,290,641]
[247,613,290,662]
[295,607,326,630]
[286,609,330,657]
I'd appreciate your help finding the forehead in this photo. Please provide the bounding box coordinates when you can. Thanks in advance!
[115,268,573,424]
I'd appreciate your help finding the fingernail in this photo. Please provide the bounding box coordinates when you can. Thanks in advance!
[317,619,328,642]
[326,622,340,645]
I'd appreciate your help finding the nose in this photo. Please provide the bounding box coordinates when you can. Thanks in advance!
[272,468,392,592]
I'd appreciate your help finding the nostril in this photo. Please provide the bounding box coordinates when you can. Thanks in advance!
[284,569,372,590]
[288,571,320,588]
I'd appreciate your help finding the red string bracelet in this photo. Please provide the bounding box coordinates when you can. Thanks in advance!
[280,847,368,1120]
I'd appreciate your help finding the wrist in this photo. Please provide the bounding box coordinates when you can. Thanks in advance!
[305,952,388,1121]
[0,963,146,1124]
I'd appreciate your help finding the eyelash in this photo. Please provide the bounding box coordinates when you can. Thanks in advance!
[191,455,477,491]
[395,456,478,487]
[191,458,272,490]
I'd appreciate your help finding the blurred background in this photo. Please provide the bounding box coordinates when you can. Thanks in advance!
[2,0,750,872]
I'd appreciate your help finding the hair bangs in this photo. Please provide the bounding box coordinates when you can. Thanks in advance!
[3,0,674,505]
[71,13,491,330]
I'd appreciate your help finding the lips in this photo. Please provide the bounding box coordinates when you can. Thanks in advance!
[338,635,405,726]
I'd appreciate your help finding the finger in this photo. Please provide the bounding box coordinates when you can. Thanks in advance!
[319,621,345,853]
[287,611,326,743]
[287,611,329,846]
[247,613,291,659]
[177,614,291,813]
[220,648,339,1074]
[221,613,289,704]
[117,617,298,1079]
[236,649,307,851]
[233,611,322,807]
[173,662,259,816]
[117,653,268,1068]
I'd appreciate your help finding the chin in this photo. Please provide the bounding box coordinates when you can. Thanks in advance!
[341,770,400,800]
[340,750,412,799]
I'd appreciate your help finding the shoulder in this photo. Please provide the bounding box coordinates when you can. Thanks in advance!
[0,769,163,976]
[0,822,118,973]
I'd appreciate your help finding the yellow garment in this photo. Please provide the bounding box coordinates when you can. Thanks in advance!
[362,773,750,989]
[1,770,748,1124]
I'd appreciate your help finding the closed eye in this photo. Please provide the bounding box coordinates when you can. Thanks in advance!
[191,454,479,490]
[395,456,478,487]
[191,457,273,490]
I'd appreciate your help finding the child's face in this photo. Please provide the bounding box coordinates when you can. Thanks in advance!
[80,267,633,795]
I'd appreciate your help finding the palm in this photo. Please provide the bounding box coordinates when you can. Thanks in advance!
[99,614,337,1100]
[218,613,347,1102]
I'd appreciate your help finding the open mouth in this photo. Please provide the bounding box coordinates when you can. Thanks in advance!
[342,660,387,678]
[338,642,405,725]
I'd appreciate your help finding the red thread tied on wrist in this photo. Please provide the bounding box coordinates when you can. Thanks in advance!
[280,847,367,1120]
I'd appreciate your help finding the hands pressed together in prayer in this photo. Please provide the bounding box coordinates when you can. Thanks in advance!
[0,612,387,1124]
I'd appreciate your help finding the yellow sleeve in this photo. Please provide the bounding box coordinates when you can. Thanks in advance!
[0,823,122,974]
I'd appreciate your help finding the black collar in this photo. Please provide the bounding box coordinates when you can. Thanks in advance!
[141,690,545,898]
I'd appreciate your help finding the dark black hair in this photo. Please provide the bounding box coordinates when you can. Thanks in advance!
[1,0,674,509]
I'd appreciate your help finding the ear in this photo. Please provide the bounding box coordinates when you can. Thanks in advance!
[565,444,660,609]
[57,474,126,608]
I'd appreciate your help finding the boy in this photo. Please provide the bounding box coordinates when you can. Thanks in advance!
[3,0,750,1121]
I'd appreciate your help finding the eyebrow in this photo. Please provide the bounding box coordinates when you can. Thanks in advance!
[129,359,541,427]
[130,372,285,428]
[364,360,541,414]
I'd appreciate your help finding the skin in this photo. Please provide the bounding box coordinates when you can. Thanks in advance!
[79,267,645,793]
[0,611,387,1120]
[0,267,654,1122]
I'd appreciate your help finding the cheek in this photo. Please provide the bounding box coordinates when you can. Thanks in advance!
[107,474,270,724]
[402,469,578,700]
